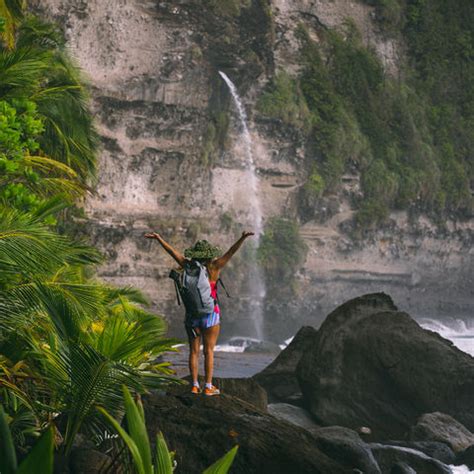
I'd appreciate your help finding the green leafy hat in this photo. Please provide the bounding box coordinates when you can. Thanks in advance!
[184,240,221,260]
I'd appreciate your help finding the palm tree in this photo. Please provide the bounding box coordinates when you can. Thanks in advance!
[0,206,179,455]
[0,3,98,183]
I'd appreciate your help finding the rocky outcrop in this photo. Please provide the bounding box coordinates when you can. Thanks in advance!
[30,0,474,341]
[408,413,474,454]
[296,293,474,439]
[311,426,381,474]
[183,375,268,411]
[253,325,317,403]
[142,385,349,474]
[456,445,474,470]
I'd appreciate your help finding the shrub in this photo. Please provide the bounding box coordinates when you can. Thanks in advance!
[257,71,312,130]
[258,217,307,284]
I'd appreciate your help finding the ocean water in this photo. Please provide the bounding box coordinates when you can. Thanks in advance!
[419,318,474,357]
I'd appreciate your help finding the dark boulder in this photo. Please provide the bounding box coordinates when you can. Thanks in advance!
[267,403,320,433]
[69,448,112,474]
[297,293,474,439]
[369,444,452,474]
[183,375,268,411]
[254,326,318,403]
[456,444,474,469]
[142,385,350,474]
[408,412,474,453]
[312,426,381,474]
[390,462,417,474]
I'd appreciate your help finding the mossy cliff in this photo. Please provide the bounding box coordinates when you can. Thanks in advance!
[31,0,473,340]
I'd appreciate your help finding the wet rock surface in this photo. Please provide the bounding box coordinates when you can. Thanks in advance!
[182,375,268,411]
[312,426,381,474]
[456,444,474,470]
[408,412,474,453]
[296,293,474,439]
[384,440,456,465]
[253,326,317,403]
[368,444,452,474]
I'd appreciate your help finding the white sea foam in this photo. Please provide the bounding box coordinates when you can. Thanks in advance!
[214,336,262,353]
[450,465,474,474]
[419,318,474,356]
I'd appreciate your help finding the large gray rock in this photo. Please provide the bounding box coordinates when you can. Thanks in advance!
[183,375,268,411]
[268,403,321,433]
[312,426,381,474]
[409,412,474,453]
[456,444,474,469]
[297,293,474,440]
[143,386,350,474]
[254,326,318,403]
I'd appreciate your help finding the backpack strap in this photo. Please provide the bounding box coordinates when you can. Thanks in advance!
[217,277,231,298]
[173,280,181,306]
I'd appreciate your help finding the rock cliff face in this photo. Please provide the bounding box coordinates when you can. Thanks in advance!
[31,0,473,340]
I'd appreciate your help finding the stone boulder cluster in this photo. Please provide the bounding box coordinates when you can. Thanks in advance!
[71,293,474,473]
[158,293,472,473]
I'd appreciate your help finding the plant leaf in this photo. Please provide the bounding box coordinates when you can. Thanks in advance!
[97,405,146,474]
[203,445,239,474]
[17,426,54,474]
[122,386,152,474]
[154,431,173,474]
[0,405,18,474]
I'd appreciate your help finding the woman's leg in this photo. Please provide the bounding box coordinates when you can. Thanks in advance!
[202,324,220,385]
[188,330,201,385]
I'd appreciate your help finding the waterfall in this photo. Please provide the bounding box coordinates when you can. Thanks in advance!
[218,71,266,341]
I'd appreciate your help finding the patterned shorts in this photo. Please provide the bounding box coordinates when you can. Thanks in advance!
[185,310,220,339]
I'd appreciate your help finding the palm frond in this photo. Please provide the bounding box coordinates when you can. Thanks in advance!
[0,0,24,50]
[16,14,63,51]
[35,52,98,182]
[30,194,69,221]
[0,207,101,278]
[0,48,51,98]
[23,155,78,178]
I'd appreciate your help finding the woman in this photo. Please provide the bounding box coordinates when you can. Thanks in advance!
[144,231,254,395]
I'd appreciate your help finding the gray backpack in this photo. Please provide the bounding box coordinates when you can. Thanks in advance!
[170,261,215,317]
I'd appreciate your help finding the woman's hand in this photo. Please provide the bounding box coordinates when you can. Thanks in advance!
[242,231,255,238]
[144,232,161,240]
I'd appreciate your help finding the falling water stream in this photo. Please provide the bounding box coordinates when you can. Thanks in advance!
[219,71,266,341]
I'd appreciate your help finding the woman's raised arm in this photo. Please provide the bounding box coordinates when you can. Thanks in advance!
[213,231,254,270]
[144,232,187,267]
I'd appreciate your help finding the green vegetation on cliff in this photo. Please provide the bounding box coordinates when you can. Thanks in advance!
[259,1,474,226]
[258,217,307,287]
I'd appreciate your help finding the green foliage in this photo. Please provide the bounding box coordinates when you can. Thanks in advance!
[354,198,390,230]
[305,166,325,198]
[0,406,54,474]
[362,0,404,32]
[0,15,99,182]
[205,0,251,17]
[260,11,473,228]
[258,217,307,285]
[257,71,311,130]
[0,1,178,464]
[99,386,238,474]
[219,211,234,231]
[201,110,229,166]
